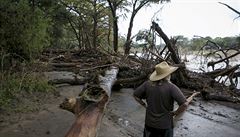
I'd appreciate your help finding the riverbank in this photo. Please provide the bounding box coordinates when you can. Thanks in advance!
[0,85,239,137]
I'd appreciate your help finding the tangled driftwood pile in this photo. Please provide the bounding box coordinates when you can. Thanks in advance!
[41,22,239,137]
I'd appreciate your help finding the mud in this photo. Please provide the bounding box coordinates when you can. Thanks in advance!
[0,85,83,137]
[99,89,240,137]
[0,85,240,137]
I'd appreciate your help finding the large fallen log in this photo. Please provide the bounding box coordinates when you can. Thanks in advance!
[45,71,88,85]
[60,67,119,137]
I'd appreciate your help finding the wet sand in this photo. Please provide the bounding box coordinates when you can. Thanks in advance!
[0,86,239,137]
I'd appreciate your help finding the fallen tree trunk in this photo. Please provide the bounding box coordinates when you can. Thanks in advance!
[116,74,147,85]
[205,65,240,78]
[45,71,88,85]
[49,63,80,68]
[60,67,119,137]
[207,51,240,68]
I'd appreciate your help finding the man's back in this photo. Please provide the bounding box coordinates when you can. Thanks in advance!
[134,80,186,129]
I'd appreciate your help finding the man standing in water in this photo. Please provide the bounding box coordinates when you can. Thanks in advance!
[133,61,191,137]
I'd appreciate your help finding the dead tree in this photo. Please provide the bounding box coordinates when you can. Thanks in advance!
[148,22,240,102]
[151,21,189,86]
[196,36,240,89]
[207,51,240,69]
[60,67,119,137]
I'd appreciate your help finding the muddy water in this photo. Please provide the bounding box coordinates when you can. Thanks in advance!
[99,88,240,137]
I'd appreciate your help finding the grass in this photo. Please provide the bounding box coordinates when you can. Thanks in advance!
[0,71,55,111]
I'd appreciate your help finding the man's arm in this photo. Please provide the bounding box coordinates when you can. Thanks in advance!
[133,95,147,108]
[171,102,188,116]
[171,92,200,116]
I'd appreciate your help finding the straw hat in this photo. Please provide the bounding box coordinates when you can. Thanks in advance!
[149,61,178,81]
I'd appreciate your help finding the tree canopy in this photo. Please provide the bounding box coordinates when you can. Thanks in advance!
[0,0,239,63]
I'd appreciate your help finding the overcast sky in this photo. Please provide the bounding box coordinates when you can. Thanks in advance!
[118,0,240,39]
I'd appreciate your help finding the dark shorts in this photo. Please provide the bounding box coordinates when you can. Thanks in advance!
[144,125,173,137]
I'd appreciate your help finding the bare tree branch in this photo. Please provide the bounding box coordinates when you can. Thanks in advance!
[219,2,240,19]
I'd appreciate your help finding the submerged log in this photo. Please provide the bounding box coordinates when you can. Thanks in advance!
[60,67,119,137]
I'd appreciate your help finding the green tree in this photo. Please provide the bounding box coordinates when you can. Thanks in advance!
[106,0,129,52]
[36,0,70,48]
[0,0,50,62]
[190,38,205,51]
[174,35,190,54]
[60,0,109,49]
[124,0,170,55]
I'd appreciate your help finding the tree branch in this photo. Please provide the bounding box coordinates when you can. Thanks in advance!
[219,2,240,16]
[219,2,240,20]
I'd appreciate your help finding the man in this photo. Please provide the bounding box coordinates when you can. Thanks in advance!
[133,61,190,137]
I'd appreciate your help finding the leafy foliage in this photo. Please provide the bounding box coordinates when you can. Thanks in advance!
[0,0,50,60]
[59,0,112,49]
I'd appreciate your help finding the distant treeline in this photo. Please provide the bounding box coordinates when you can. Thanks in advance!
[134,29,240,52]
[175,35,240,51]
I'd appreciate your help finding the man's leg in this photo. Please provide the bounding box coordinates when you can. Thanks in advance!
[143,126,151,137]
[144,125,167,137]
[164,128,173,137]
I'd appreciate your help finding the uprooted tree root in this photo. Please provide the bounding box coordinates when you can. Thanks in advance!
[41,48,240,104]
[40,22,240,105]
